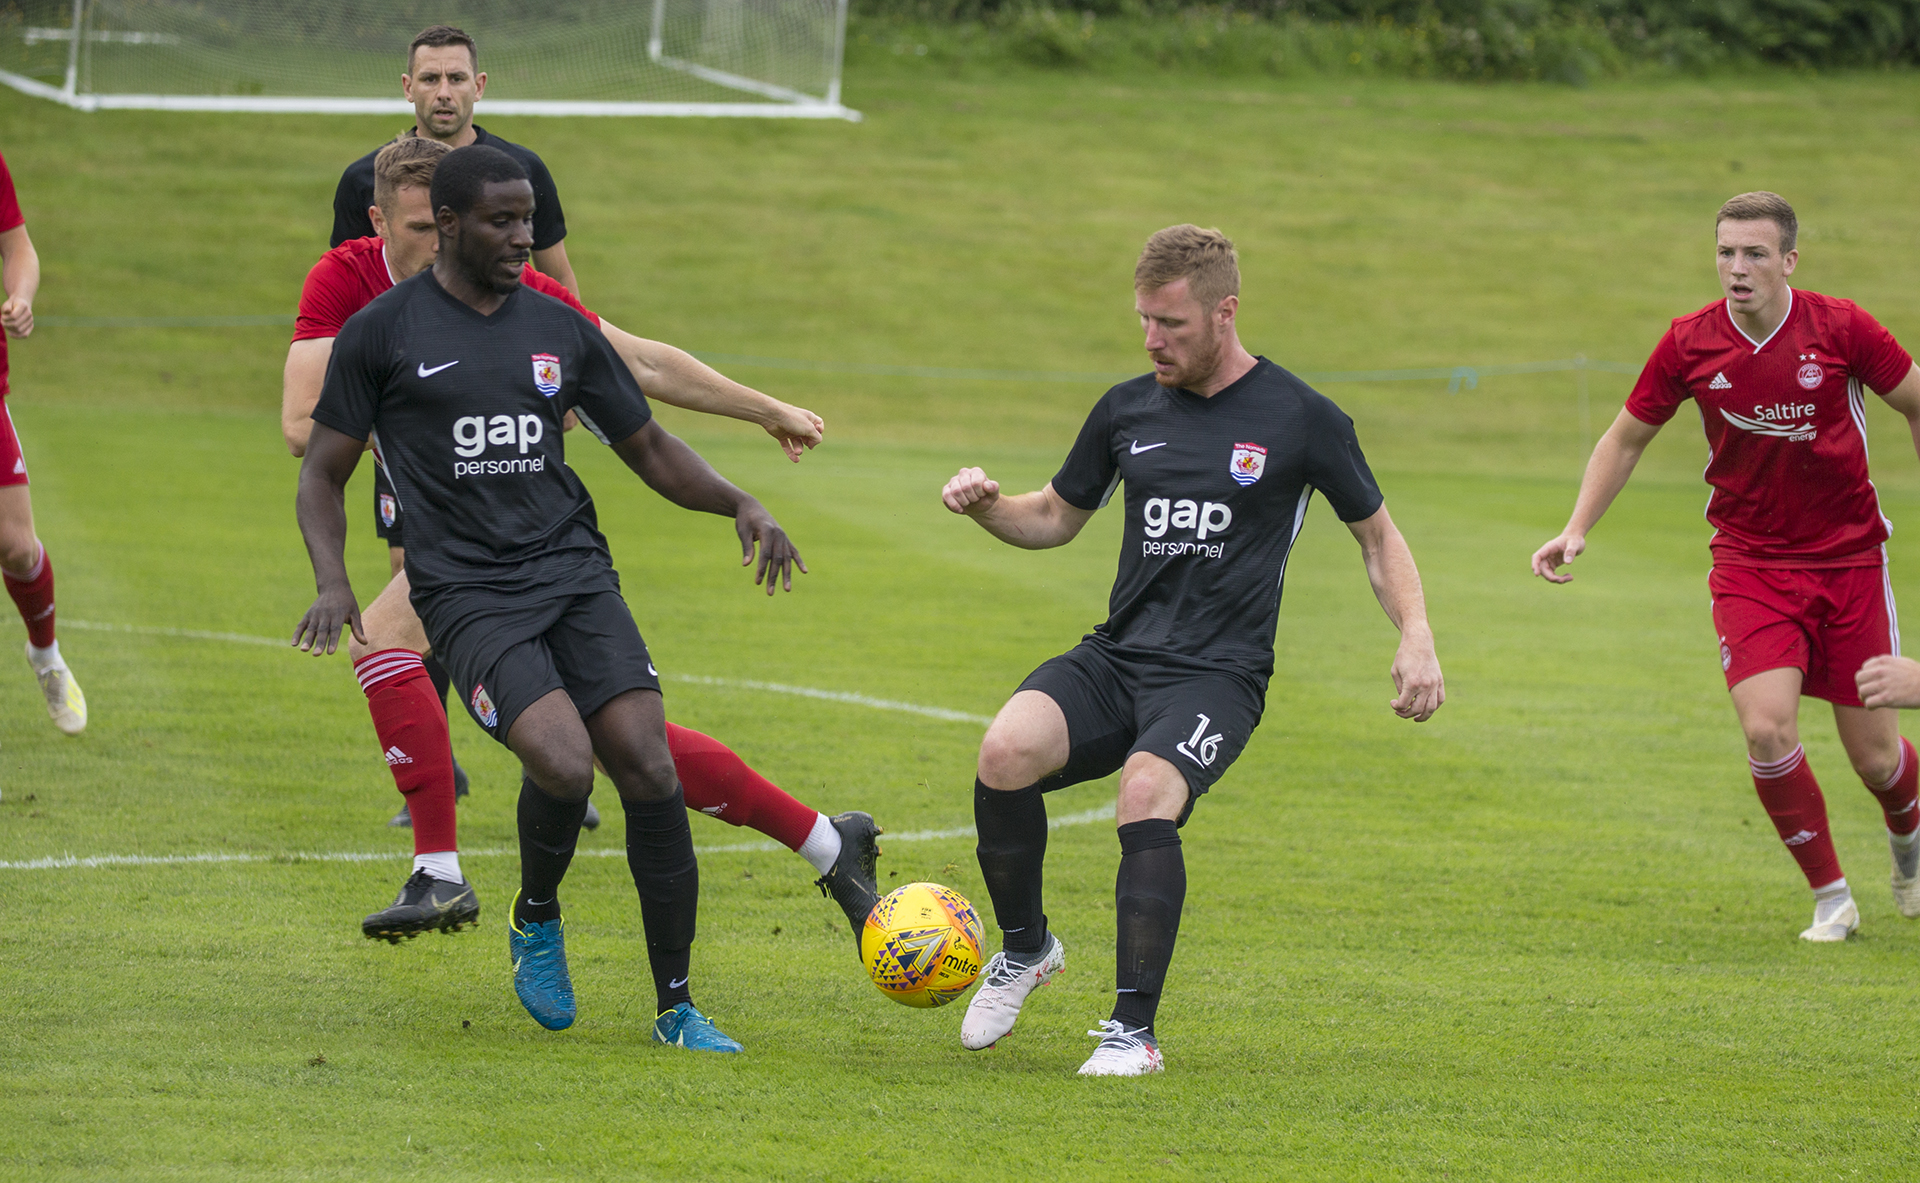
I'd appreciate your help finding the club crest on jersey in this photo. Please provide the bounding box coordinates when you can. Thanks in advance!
[470,683,499,730]
[1797,361,1824,390]
[531,353,562,397]
[1228,442,1267,486]
[378,493,397,527]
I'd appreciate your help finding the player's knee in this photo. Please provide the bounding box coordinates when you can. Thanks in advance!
[978,724,1047,791]
[1741,720,1799,762]
[602,737,679,803]
[0,532,38,577]
[524,751,595,801]
[1117,753,1188,823]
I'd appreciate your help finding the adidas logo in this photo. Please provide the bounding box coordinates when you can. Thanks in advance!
[384,746,413,766]
[1784,829,1819,847]
[1709,372,1732,390]
[699,804,726,816]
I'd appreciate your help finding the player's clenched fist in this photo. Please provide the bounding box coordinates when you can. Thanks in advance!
[942,467,1000,516]
[1531,532,1587,583]
[0,295,31,338]
[1857,654,1920,710]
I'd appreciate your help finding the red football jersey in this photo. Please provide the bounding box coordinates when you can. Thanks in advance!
[0,152,26,395]
[1626,288,1915,568]
[292,235,598,342]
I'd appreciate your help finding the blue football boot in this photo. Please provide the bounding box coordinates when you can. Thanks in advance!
[652,1002,743,1053]
[509,915,576,1031]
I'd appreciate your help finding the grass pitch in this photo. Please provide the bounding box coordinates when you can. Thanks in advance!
[3,65,1920,1180]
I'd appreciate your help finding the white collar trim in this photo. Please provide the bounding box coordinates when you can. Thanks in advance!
[1727,285,1792,353]
[381,242,400,287]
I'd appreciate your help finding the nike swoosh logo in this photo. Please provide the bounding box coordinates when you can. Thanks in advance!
[417,360,459,378]
[668,976,689,989]
[1130,441,1168,454]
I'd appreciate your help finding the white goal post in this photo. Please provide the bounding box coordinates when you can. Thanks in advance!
[0,0,858,119]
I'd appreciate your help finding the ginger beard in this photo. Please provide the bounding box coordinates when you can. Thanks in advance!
[1139,280,1229,391]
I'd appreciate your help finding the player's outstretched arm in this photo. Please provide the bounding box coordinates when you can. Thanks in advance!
[600,321,823,462]
[1530,408,1662,583]
[1348,504,1444,722]
[280,338,334,457]
[291,423,368,654]
[609,420,806,595]
[940,470,1092,550]
[0,224,40,339]
[1875,362,1920,464]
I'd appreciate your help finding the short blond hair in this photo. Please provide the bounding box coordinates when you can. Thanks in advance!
[1135,224,1240,310]
[1717,191,1797,253]
[373,135,450,218]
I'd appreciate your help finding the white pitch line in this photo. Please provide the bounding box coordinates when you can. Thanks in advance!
[0,804,1116,871]
[58,619,993,725]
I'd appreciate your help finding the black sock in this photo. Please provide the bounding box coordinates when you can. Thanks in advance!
[1110,818,1185,1035]
[623,788,699,1013]
[515,775,589,925]
[974,778,1049,958]
[423,653,452,709]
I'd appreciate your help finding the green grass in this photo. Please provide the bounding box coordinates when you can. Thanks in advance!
[3,66,1920,1180]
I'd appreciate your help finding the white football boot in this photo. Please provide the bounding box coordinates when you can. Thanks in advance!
[1077,1020,1164,1077]
[1891,832,1920,919]
[960,933,1064,1050]
[1799,893,1859,942]
[29,643,85,735]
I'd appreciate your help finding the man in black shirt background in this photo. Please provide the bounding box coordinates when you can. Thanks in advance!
[330,25,578,294]
[296,146,803,1051]
[940,225,1445,1076]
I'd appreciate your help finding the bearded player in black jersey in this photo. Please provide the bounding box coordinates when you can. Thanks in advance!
[294,146,804,1051]
[941,225,1446,1076]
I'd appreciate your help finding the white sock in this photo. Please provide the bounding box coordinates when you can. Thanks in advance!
[27,640,61,672]
[1812,878,1852,922]
[414,850,463,883]
[797,813,842,875]
[1892,827,1920,849]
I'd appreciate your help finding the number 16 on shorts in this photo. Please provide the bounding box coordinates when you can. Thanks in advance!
[1177,713,1223,767]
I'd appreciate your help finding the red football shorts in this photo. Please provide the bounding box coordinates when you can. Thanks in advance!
[1709,563,1898,706]
[0,402,26,487]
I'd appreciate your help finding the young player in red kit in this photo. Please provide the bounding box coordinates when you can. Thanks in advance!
[0,151,85,742]
[1533,192,1920,941]
[283,137,880,942]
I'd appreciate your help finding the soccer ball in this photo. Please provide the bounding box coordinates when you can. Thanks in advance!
[861,882,985,1008]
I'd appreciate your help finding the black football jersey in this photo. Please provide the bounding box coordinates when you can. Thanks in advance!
[1050,357,1384,683]
[312,269,651,599]
[331,126,567,250]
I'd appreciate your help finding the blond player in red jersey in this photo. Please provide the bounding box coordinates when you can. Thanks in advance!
[1533,191,1920,942]
[0,151,84,744]
[282,136,882,942]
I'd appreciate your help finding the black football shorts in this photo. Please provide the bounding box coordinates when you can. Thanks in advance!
[420,587,661,743]
[373,462,403,547]
[1016,638,1265,825]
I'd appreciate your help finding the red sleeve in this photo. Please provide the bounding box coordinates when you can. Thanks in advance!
[0,155,24,234]
[1624,327,1689,426]
[523,268,599,326]
[1846,303,1914,396]
[292,252,362,342]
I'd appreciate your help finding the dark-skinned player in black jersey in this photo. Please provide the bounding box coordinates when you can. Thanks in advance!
[941,225,1446,1076]
[294,146,804,1051]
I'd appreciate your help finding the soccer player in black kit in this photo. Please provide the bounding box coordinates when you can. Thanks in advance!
[941,225,1446,1076]
[294,146,805,1052]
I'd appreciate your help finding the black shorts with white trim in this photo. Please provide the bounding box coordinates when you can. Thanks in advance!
[1016,636,1264,825]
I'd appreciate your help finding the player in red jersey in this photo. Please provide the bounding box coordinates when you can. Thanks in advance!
[0,150,85,743]
[1533,191,1920,941]
[282,136,882,941]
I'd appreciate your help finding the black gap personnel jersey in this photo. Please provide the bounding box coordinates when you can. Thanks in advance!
[1050,357,1384,685]
[312,269,650,600]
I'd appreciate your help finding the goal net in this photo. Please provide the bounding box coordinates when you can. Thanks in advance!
[0,0,857,119]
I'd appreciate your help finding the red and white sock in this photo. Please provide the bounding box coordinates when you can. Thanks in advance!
[4,543,55,650]
[354,648,461,882]
[667,722,831,863]
[1864,736,1920,839]
[1750,745,1844,891]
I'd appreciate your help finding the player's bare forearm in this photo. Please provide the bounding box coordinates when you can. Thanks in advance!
[1530,408,1661,583]
[602,323,823,462]
[292,424,367,653]
[1349,505,1444,721]
[531,243,579,297]
[0,225,40,338]
[941,472,1091,549]
[1878,363,1920,464]
[281,338,334,456]
[611,420,806,593]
